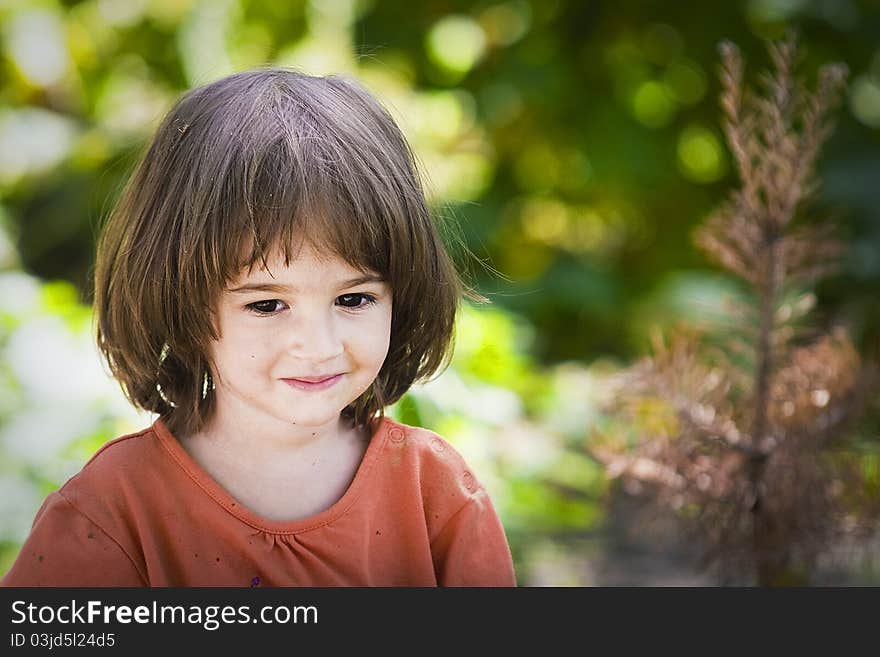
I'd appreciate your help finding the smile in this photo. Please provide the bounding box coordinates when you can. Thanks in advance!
[281,374,344,391]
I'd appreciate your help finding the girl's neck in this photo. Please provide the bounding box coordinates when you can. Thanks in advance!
[179,412,372,523]
[187,410,367,470]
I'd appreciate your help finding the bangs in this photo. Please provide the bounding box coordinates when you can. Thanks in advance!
[231,141,393,281]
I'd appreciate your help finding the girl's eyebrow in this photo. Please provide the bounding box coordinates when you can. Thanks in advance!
[227,274,386,294]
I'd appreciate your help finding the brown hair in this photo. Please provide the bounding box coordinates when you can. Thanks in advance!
[94,68,469,438]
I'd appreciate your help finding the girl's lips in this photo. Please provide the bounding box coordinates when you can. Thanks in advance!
[281,374,343,391]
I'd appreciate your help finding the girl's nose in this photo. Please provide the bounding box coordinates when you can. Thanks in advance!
[284,310,344,362]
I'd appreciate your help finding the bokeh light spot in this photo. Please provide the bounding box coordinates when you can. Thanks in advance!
[426,15,487,76]
[479,1,531,47]
[677,125,726,183]
[747,0,809,23]
[4,9,71,88]
[664,60,707,105]
[413,91,468,143]
[0,109,78,185]
[632,81,677,128]
[97,0,147,27]
[514,142,561,192]
[850,75,880,128]
[521,198,569,243]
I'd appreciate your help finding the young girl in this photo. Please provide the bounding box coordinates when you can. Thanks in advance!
[2,69,516,587]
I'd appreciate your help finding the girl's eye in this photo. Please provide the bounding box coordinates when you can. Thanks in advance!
[337,293,377,309]
[247,299,286,314]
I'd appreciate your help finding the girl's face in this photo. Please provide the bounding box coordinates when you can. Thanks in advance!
[207,244,392,436]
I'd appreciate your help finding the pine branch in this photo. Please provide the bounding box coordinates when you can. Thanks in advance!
[593,35,875,585]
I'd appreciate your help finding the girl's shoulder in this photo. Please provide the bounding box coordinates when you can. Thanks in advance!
[377,417,486,499]
[53,422,170,518]
[83,423,158,464]
[71,423,162,485]
[376,418,509,575]
[380,417,464,461]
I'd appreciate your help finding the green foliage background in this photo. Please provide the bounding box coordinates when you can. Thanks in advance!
[1,0,878,584]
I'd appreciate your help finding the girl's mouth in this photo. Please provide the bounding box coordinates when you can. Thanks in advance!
[281,374,344,391]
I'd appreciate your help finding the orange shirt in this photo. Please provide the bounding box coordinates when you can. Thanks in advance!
[1,417,516,587]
